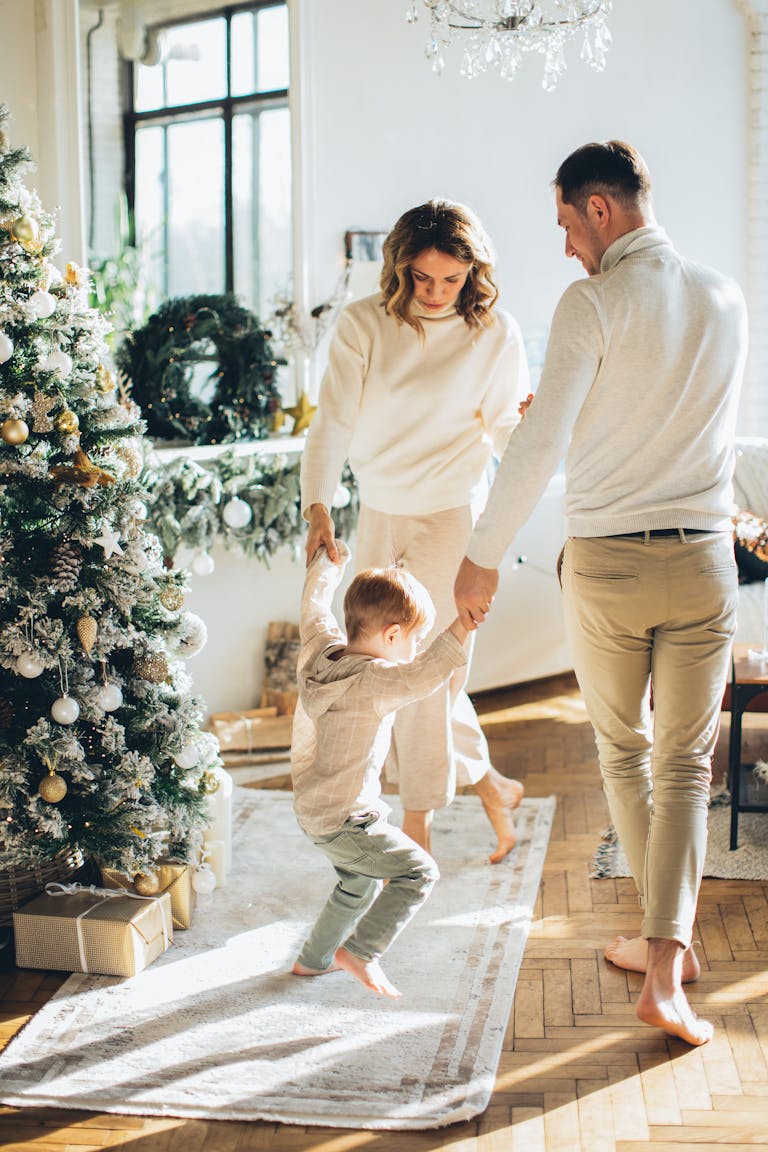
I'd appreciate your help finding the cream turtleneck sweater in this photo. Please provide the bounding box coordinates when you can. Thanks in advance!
[300,292,529,517]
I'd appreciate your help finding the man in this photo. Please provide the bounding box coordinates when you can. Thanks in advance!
[455,141,748,1046]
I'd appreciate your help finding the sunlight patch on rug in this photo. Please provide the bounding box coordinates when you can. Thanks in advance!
[0,788,554,1130]
[591,796,768,881]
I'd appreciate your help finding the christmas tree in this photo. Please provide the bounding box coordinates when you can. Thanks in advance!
[0,104,219,878]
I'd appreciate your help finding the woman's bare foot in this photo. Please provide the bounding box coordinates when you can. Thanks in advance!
[473,767,524,864]
[291,958,342,976]
[334,946,401,998]
[402,808,433,855]
[604,935,700,983]
[636,938,713,1046]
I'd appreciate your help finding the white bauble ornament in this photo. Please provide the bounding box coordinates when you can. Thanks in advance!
[222,496,252,529]
[51,695,80,724]
[29,290,57,319]
[16,651,44,678]
[43,348,73,376]
[97,682,123,712]
[191,551,215,576]
[191,862,217,895]
[173,743,201,771]
[332,483,351,509]
[0,332,13,363]
[176,611,208,659]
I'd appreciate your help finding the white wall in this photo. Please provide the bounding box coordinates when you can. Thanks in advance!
[298,0,747,365]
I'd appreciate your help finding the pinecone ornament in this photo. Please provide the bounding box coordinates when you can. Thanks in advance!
[76,615,98,653]
[49,539,83,592]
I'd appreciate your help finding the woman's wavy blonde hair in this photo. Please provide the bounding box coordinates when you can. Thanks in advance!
[380,198,499,335]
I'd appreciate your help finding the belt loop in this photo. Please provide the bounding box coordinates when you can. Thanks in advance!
[678,528,686,543]
[643,529,651,545]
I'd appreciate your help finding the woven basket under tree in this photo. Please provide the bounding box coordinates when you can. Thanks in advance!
[0,846,96,930]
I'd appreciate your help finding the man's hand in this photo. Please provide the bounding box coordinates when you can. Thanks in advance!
[305,503,339,566]
[454,556,499,631]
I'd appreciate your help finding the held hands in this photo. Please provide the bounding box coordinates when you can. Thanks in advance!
[305,503,340,566]
[518,392,534,419]
[454,556,499,631]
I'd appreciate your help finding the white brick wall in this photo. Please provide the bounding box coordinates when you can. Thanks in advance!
[735,0,768,431]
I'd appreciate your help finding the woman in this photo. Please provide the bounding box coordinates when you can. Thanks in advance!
[300,198,530,863]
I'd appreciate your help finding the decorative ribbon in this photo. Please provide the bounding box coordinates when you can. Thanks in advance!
[44,881,170,973]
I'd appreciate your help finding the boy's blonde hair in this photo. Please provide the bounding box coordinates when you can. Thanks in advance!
[343,566,435,643]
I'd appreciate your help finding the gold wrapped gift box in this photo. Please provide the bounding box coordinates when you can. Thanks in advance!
[13,884,173,977]
[209,706,293,753]
[99,858,195,931]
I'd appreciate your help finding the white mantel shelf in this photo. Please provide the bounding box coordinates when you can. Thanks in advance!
[150,435,308,464]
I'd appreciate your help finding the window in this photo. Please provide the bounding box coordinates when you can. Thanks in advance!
[124,2,291,319]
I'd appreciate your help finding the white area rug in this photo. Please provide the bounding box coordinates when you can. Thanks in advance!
[592,797,768,881]
[0,788,555,1130]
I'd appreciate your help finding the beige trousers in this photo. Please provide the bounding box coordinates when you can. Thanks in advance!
[355,504,492,811]
[561,531,738,946]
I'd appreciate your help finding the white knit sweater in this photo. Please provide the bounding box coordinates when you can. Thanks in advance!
[468,227,749,569]
[300,293,529,517]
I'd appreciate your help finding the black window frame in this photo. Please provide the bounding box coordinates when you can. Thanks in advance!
[122,0,289,300]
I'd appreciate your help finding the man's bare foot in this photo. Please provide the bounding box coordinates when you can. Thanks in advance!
[604,935,700,983]
[291,959,342,976]
[636,937,713,1046]
[402,808,433,855]
[636,987,713,1046]
[334,946,401,998]
[474,767,524,864]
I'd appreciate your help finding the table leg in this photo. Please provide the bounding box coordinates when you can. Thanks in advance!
[729,689,743,850]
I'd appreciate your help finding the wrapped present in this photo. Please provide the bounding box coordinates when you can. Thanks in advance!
[99,858,195,930]
[209,707,293,753]
[13,882,173,976]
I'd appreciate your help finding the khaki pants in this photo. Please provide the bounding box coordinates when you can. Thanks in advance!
[355,504,492,811]
[561,531,738,945]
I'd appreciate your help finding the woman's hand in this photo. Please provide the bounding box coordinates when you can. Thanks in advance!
[306,503,339,566]
[518,392,534,419]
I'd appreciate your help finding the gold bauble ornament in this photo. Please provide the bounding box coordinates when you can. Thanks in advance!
[1,417,29,445]
[133,871,160,896]
[134,652,170,683]
[39,771,67,803]
[114,440,143,479]
[159,585,185,611]
[76,615,98,654]
[12,214,38,245]
[55,409,79,435]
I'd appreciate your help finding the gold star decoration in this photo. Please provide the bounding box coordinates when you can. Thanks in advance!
[284,391,317,435]
[50,447,116,488]
[31,390,56,433]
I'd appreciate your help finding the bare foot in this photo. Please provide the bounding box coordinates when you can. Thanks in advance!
[636,986,714,1046]
[402,808,433,855]
[474,767,524,864]
[604,935,700,983]
[334,946,401,998]
[636,937,713,1046]
[291,959,342,976]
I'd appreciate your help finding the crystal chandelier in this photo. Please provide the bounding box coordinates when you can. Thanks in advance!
[406,1,613,90]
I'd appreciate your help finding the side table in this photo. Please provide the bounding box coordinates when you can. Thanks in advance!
[728,643,768,849]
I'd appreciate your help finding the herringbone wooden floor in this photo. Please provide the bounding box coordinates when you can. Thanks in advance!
[2,672,768,1151]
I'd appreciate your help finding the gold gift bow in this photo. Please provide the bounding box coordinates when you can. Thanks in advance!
[44,881,170,973]
[101,864,192,928]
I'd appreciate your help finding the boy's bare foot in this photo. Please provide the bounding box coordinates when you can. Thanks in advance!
[291,959,342,976]
[334,946,401,998]
[635,937,713,1046]
[474,767,524,864]
[402,808,433,855]
[604,935,700,983]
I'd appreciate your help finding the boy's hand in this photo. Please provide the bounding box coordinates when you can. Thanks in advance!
[306,503,339,565]
[518,392,534,418]
[448,617,469,645]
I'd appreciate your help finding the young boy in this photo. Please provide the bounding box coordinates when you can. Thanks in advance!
[290,541,469,998]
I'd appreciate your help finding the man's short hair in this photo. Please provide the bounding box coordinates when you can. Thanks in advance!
[344,566,435,643]
[554,140,652,214]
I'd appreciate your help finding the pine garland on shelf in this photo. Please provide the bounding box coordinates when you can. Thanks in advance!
[116,294,284,445]
[142,447,358,570]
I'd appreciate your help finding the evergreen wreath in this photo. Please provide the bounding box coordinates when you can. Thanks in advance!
[117,294,284,445]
